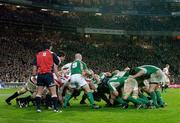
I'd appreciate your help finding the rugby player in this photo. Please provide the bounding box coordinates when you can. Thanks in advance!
[63,53,100,109]
[5,76,37,105]
[128,65,166,108]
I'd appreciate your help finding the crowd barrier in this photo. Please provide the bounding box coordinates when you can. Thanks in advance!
[0,82,25,89]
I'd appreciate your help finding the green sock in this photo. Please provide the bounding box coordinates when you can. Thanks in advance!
[150,92,158,107]
[137,98,148,105]
[116,97,127,105]
[127,96,141,105]
[155,91,164,106]
[139,94,149,101]
[63,93,72,108]
[87,92,95,106]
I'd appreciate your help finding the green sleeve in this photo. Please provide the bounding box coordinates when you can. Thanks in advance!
[136,67,147,74]
[82,61,88,70]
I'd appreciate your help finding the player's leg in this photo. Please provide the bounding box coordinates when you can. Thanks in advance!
[63,75,77,108]
[76,75,99,109]
[83,82,98,104]
[149,83,159,107]
[82,84,94,105]
[138,91,151,108]
[149,70,166,108]
[35,74,46,112]
[89,81,97,92]
[97,84,111,106]
[109,91,118,105]
[16,95,33,108]
[48,86,59,111]
[80,93,87,104]
[107,81,127,107]
[115,96,128,108]
[82,84,100,109]
[123,79,142,109]
[72,88,81,100]
[35,86,44,112]
[63,88,73,108]
[57,86,64,106]
[155,84,165,107]
[5,87,27,105]
[47,73,60,112]
[133,83,150,107]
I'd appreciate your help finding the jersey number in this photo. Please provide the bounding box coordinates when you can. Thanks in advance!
[43,52,46,56]
[72,62,77,68]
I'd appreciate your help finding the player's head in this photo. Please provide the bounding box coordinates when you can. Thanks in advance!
[75,53,82,61]
[166,64,170,68]
[57,50,66,62]
[124,66,130,71]
[41,41,52,51]
[105,72,112,77]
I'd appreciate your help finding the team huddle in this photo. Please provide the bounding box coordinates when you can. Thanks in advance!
[5,42,170,112]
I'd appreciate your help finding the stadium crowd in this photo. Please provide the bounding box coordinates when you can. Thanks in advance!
[0,31,179,83]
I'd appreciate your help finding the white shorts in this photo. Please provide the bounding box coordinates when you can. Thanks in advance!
[123,78,138,98]
[58,82,69,95]
[150,70,166,83]
[70,74,87,89]
[164,75,170,83]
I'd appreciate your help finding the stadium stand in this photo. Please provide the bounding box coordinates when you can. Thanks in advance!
[0,3,179,84]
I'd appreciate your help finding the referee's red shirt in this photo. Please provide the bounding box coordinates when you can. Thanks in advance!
[36,50,53,74]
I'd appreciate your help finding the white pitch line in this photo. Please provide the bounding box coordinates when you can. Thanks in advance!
[0,117,82,123]
[0,94,11,97]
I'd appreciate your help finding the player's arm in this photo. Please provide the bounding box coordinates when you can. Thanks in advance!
[52,53,60,78]
[32,58,37,76]
[93,74,101,84]
[82,63,92,76]
[163,68,170,77]
[31,58,38,82]
[32,66,37,76]
[130,68,146,79]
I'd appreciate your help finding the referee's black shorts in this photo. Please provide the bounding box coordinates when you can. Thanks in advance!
[37,73,55,87]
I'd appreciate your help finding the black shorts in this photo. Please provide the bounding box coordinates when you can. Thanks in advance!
[37,73,55,87]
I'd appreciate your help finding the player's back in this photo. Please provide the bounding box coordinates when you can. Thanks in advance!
[71,60,85,75]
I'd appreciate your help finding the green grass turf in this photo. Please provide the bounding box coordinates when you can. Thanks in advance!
[0,88,180,123]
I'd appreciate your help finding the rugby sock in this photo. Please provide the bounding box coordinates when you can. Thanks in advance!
[116,97,127,105]
[87,92,95,106]
[35,96,41,110]
[155,91,164,106]
[137,98,148,105]
[63,94,72,108]
[127,96,141,105]
[52,97,58,110]
[6,92,19,102]
[150,92,159,107]
[80,94,87,103]
[25,95,33,104]
[101,94,110,104]
[139,94,149,101]
[45,94,52,108]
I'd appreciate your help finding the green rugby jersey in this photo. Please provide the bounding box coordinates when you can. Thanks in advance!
[71,60,87,75]
[136,65,160,75]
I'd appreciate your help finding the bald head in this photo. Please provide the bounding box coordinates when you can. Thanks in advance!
[75,53,82,61]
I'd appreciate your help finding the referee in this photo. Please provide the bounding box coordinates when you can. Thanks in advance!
[32,41,65,112]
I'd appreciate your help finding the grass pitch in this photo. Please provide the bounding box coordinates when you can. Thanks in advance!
[0,88,180,123]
